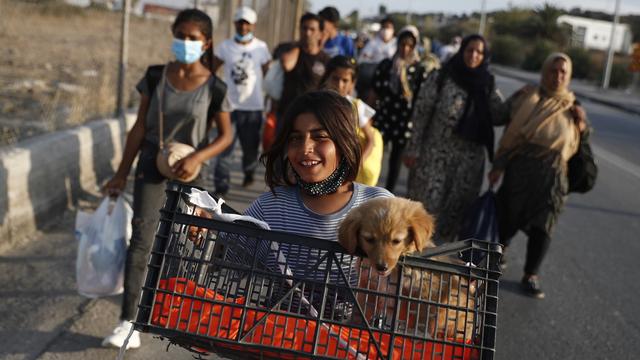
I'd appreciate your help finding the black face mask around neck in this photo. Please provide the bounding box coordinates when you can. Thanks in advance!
[292,158,350,196]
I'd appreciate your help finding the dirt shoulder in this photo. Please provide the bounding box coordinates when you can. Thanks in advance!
[0,0,169,146]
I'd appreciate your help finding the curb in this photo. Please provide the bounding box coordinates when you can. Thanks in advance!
[492,67,640,116]
[0,113,136,250]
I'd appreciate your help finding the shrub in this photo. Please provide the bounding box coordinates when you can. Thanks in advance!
[490,35,525,67]
[521,39,557,71]
[566,47,591,79]
[607,62,633,89]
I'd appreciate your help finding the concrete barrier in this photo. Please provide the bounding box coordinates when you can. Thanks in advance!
[0,113,136,249]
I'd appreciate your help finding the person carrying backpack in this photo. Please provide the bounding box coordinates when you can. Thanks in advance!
[488,53,589,299]
[101,8,232,349]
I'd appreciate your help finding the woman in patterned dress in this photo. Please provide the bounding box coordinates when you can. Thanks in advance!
[371,25,428,193]
[403,34,506,243]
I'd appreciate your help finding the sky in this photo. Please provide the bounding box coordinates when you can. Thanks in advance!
[311,0,640,17]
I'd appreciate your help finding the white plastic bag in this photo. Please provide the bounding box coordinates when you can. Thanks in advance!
[263,59,284,101]
[75,196,132,297]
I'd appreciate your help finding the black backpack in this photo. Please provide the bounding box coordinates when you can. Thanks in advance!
[567,131,598,193]
[144,65,227,122]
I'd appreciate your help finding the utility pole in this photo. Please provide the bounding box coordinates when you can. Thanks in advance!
[603,0,621,89]
[479,0,487,36]
[227,0,238,40]
[116,0,131,118]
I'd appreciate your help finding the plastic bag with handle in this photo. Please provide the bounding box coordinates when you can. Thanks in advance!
[75,196,132,297]
[457,189,499,265]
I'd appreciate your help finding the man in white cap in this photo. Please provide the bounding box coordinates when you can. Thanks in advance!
[212,6,271,194]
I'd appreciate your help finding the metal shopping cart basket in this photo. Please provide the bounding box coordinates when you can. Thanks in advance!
[134,182,502,360]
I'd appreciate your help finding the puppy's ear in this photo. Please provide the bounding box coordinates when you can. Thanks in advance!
[408,201,435,252]
[338,210,360,254]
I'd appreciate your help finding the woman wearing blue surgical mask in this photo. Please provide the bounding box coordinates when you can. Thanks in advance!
[101,9,233,349]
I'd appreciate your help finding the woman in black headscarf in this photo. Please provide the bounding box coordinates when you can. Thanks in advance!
[402,34,507,243]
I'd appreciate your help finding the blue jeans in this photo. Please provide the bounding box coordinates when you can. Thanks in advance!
[214,110,263,193]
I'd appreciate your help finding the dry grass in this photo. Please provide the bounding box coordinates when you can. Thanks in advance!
[0,0,171,146]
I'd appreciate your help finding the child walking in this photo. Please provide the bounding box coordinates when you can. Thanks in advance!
[101,8,233,349]
[321,55,384,186]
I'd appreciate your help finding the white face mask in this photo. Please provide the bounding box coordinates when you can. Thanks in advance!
[380,28,394,42]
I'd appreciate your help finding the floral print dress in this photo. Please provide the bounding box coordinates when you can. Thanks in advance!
[405,69,506,243]
[372,58,427,146]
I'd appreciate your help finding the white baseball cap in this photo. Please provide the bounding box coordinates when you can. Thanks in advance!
[234,6,257,24]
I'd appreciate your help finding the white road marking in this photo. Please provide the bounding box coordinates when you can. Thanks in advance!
[592,143,640,180]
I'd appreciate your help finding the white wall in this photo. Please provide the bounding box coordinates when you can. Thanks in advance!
[558,15,632,54]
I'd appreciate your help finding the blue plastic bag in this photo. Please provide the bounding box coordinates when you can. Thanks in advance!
[458,190,498,265]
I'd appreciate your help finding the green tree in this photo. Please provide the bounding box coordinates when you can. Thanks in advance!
[491,35,526,66]
[531,3,568,45]
[522,39,557,71]
[491,8,538,39]
[566,47,591,79]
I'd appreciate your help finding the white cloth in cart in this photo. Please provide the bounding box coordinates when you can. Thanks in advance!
[186,188,270,229]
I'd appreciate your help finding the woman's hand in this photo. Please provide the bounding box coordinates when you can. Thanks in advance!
[172,153,202,181]
[102,173,127,197]
[488,169,503,187]
[402,154,417,168]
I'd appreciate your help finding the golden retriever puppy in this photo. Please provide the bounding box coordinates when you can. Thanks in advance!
[338,197,476,342]
[339,197,435,275]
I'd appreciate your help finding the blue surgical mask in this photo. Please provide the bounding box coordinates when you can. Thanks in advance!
[234,32,254,43]
[171,38,204,64]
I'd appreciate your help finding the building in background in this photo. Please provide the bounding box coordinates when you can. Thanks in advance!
[558,15,633,54]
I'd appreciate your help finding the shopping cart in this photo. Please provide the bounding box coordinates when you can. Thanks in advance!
[134,182,502,360]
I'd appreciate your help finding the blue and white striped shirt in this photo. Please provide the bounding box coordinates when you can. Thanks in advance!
[243,183,392,282]
[244,182,391,240]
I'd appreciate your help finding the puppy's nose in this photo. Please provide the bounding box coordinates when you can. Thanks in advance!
[375,263,388,272]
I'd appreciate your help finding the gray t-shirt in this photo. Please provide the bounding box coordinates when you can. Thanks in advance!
[136,74,232,149]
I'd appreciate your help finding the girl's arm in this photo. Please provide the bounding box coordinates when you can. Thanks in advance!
[172,110,233,180]
[360,120,375,161]
[102,94,150,195]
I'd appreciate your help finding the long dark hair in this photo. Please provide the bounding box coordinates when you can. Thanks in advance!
[171,8,214,72]
[262,90,361,192]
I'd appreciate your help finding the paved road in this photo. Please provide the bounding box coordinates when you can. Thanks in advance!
[1,74,638,360]
[493,76,640,360]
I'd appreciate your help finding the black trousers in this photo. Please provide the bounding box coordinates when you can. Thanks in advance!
[499,223,551,276]
[384,139,406,193]
[121,178,166,320]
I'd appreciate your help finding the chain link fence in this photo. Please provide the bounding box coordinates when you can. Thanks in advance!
[0,0,303,147]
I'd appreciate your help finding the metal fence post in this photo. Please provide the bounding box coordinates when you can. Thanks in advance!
[116,0,131,118]
[602,0,621,90]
